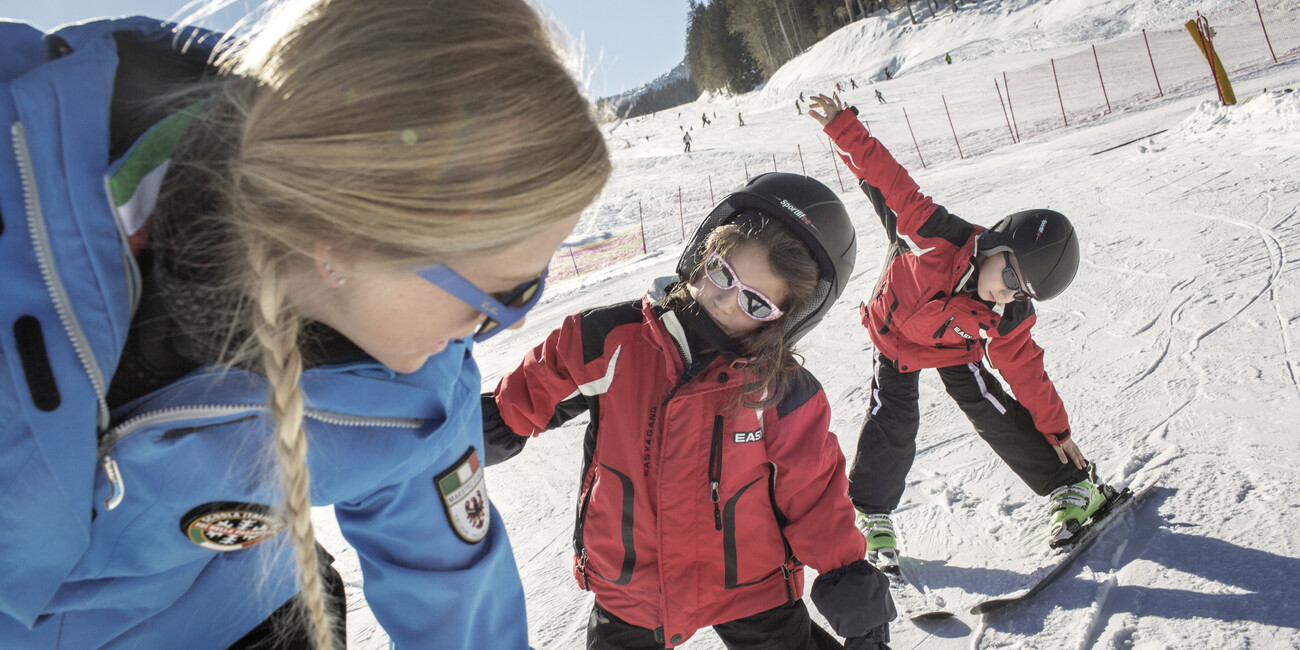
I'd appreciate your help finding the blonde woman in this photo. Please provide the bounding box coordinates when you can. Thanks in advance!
[0,0,609,648]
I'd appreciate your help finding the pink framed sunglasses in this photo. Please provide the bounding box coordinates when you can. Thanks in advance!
[703,252,784,321]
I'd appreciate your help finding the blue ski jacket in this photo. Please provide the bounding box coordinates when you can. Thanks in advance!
[0,16,528,649]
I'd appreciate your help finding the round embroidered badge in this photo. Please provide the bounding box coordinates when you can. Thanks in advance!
[180,502,286,552]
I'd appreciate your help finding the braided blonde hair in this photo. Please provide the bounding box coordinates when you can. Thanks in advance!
[152,0,611,646]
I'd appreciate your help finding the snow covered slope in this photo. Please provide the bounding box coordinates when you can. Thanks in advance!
[318,0,1300,647]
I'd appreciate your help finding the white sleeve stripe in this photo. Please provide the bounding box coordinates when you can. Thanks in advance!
[577,345,622,397]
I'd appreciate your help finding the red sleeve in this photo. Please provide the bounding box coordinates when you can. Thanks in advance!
[764,391,866,572]
[493,312,595,438]
[985,316,1071,437]
[823,109,937,241]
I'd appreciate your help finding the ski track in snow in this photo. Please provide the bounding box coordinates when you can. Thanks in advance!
[309,0,1300,647]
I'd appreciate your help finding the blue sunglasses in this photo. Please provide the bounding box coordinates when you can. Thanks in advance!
[416,265,548,341]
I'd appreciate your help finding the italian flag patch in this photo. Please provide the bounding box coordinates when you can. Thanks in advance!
[436,447,489,544]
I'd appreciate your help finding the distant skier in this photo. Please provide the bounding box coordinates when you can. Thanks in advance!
[850,78,858,89]
[874,89,886,104]
[702,112,710,127]
[737,112,745,126]
[683,130,692,153]
[808,92,1103,570]
[945,52,953,64]
[883,67,892,80]
[836,82,843,92]
[796,99,802,115]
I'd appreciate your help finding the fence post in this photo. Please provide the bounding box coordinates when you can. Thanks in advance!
[708,175,715,204]
[1254,0,1277,63]
[902,106,926,170]
[638,200,647,254]
[1051,58,1067,127]
[1004,71,1021,142]
[771,154,778,172]
[995,79,1016,143]
[942,95,963,159]
[568,247,580,276]
[1143,29,1164,97]
[797,144,806,174]
[744,161,749,182]
[678,186,685,240]
[1092,44,1112,114]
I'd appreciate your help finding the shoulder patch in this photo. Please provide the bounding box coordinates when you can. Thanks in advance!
[996,300,1036,336]
[776,368,823,419]
[916,205,975,248]
[436,447,490,544]
[180,502,285,552]
[580,301,643,364]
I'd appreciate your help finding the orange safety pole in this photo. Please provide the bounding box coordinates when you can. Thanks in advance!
[771,154,778,172]
[678,186,685,240]
[1143,29,1163,97]
[827,137,845,192]
[744,161,749,182]
[1092,44,1112,114]
[708,175,715,204]
[1051,58,1067,127]
[1004,71,1021,142]
[995,79,1015,144]
[942,95,963,159]
[1254,0,1277,63]
[902,106,926,170]
[638,200,647,254]
[568,246,580,276]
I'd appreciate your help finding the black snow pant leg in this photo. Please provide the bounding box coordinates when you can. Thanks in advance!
[936,361,1089,496]
[587,603,666,650]
[713,600,829,650]
[848,351,921,514]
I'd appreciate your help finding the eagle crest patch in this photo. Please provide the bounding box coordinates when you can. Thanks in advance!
[436,447,490,544]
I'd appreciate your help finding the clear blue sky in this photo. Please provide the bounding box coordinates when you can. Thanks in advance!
[5,0,689,98]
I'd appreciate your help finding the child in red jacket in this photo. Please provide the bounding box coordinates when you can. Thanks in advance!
[484,173,895,649]
[809,93,1106,570]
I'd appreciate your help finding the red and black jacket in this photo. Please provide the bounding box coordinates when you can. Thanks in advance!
[825,109,1071,438]
[483,293,869,646]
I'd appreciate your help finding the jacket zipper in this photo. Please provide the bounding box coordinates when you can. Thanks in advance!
[708,415,724,531]
[13,122,111,431]
[97,404,422,510]
[99,404,423,456]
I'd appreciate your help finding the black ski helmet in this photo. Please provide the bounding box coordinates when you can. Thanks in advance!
[978,209,1079,301]
[676,172,856,344]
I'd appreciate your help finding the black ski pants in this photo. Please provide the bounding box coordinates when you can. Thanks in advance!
[847,351,1088,514]
[586,600,844,650]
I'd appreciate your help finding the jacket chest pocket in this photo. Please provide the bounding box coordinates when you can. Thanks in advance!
[897,299,988,349]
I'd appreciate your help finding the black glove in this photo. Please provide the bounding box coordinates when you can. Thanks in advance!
[810,559,897,643]
[843,623,891,649]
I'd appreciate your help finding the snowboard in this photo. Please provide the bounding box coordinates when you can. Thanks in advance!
[969,481,1156,615]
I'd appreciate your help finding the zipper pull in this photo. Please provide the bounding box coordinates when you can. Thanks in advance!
[710,480,722,531]
[577,549,590,590]
[102,456,124,510]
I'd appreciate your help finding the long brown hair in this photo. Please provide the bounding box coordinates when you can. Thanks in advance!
[669,216,819,410]
[150,0,611,646]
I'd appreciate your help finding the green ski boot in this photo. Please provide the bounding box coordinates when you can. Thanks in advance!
[856,512,899,572]
[1047,478,1107,547]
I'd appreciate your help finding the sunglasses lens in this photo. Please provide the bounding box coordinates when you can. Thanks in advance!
[705,255,736,288]
[475,318,502,340]
[740,289,774,319]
